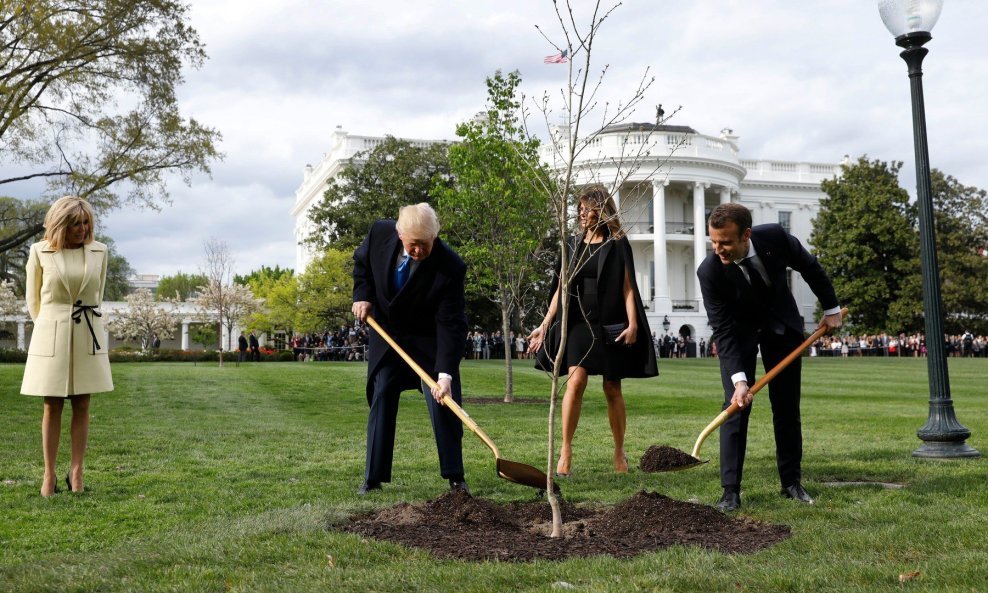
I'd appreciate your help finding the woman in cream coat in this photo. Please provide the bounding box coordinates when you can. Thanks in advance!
[22,196,113,496]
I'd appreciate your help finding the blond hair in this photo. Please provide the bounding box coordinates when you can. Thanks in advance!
[43,196,96,250]
[396,203,440,240]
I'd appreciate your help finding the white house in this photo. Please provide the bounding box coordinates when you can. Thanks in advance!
[290,125,448,272]
[291,123,843,347]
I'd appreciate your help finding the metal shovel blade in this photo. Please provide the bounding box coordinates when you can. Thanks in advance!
[496,458,560,492]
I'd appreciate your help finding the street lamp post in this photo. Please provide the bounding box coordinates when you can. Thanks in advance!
[878,0,978,458]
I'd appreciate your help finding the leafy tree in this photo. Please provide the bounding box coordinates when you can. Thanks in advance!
[436,70,556,402]
[294,249,353,333]
[0,0,222,255]
[247,272,298,336]
[306,137,451,251]
[0,197,45,290]
[156,271,208,302]
[234,265,293,291]
[189,322,218,350]
[930,169,988,334]
[97,235,135,301]
[813,157,921,333]
[108,289,179,351]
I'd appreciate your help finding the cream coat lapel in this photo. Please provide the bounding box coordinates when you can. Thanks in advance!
[40,242,72,297]
[78,243,103,299]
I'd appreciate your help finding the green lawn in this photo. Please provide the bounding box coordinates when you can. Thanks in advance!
[1,357,986,592]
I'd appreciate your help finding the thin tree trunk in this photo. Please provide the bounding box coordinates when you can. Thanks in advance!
[502,303,514,402]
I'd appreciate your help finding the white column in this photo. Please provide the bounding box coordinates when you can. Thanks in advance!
[693,182,708,303]
[17,320,25,350]
[720,187,731,205]
[181,321,190,350]
[651,180,671,313]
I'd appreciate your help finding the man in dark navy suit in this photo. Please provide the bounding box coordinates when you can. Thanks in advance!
[698,203,842,512]
[351,203,469,495]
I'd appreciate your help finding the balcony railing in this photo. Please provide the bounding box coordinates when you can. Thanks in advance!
[627,221,705,236]
[672,300,699,312]
[666,221,694,235]
[625,222,653,234]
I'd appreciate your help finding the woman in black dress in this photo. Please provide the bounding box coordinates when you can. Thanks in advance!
[528,185,658,476]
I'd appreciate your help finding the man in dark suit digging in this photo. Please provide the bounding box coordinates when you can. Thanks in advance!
[698,203,842,512]
[351,203,469,496]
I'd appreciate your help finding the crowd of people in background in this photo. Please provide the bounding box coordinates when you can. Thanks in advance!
[285,324,987,362]
[815,330,987,358]
[465,330,534,360]
[290,325,369,361]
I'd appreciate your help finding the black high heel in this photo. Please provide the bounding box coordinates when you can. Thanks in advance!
[65,472,72,493]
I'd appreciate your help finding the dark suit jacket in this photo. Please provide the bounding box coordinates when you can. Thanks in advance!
[248,334,259,349]
[238,335,248,352]
[697,224,838,378]
[353,220,468,401]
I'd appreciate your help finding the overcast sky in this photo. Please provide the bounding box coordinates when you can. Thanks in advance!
[96,0,988,278]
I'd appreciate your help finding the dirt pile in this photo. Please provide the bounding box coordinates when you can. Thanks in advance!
[639,444,703,472]
[339,489,790,562]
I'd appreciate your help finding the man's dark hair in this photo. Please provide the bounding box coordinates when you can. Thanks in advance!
[708,203,752,234]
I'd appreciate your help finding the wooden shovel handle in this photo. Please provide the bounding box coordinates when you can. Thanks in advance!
[690,307,848,458]
[363,315,502,458]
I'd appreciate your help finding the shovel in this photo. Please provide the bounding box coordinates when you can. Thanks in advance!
[364,315,556,492]
[662,307,848,472]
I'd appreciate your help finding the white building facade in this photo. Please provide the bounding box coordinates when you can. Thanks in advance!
[290,126,447,272]
[291,123,843,348]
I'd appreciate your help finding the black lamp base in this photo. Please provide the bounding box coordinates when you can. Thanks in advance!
[913,441,981,459]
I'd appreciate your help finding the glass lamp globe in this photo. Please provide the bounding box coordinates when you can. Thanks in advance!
[878,0,944,38]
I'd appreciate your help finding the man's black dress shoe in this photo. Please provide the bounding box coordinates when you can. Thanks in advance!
[716,489,741,512]
[780,482,814,504]
[357,480,382,496]
[449,479,470,494]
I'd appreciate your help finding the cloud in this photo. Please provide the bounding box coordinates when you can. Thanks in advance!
[78,0,988,279]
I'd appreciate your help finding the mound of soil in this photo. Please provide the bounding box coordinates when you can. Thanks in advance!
[339,489,790,562]
[639,445,703,472]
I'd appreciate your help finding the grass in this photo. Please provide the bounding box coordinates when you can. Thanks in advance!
[1,357,986,592]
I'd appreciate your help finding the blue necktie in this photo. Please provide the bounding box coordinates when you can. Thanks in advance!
[394,255,410,292]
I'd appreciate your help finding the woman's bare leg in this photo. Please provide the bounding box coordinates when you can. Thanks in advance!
[557,367,588,475]
[41,397,65,496]
[603,379,628,472]
[68,394,91,492]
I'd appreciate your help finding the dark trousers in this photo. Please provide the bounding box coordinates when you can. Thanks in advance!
[718,326,803,490]
[364,362,464,483]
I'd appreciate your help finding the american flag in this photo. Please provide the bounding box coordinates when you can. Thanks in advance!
[544,49,569,64]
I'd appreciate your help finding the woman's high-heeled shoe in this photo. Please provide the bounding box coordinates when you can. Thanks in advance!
[65,472,72,492]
